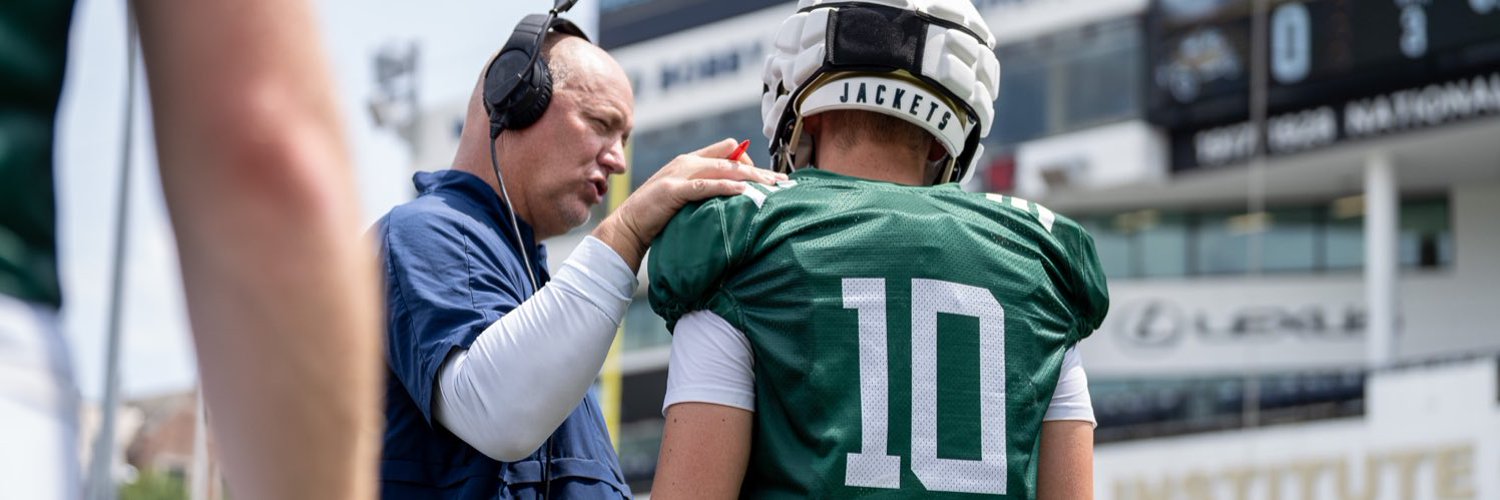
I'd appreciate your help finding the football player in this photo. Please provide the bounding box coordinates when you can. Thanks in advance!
[646,0,1109,498]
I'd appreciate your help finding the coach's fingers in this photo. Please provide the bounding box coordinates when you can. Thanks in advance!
[689,138,741,158]
[669,156,782,185]
[599,177,748,255]
[697,160,783,184]
[733,150,757,168]
[680,138,760,169]
[671,179,749,203]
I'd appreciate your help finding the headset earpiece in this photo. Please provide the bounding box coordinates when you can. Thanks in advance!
[483,13,588,139]
[483,50,526,138]
[499,58,554,131]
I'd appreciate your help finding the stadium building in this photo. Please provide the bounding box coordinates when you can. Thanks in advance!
[590,0,1500,496]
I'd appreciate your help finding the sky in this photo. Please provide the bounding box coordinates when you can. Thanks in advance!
[56,0,597,401]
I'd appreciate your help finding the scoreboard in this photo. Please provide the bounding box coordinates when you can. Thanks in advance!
[1147,0,1500,170]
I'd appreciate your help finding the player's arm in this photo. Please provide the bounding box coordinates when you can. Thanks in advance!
[132,0,380,498]
[654,403,753,499]
[1038,346,1096,499]
[1038,420,1094,499]
[651,311,758,499]
[646,172,762,498]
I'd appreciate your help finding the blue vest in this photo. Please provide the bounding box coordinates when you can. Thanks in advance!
[377,170,630,499]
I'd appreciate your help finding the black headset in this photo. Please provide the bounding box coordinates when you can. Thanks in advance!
[482,0,589,139]
[480,0,590,295]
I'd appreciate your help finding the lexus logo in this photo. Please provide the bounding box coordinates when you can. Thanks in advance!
[1109,299,1367,350]
[1113,300,1185,348]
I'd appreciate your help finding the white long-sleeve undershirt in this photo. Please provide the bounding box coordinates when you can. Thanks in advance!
[663,310,1096,426]
[433,236,638,462]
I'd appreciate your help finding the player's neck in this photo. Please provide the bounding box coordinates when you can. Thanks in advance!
[816,140,926,186]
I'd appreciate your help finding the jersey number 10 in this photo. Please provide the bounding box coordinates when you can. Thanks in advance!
[842,278,1008,495]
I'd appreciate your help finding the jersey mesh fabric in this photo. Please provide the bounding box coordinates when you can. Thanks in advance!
[649,167,1109,499]
[0,0,76,307]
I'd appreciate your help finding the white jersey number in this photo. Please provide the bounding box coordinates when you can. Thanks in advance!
[843,278,1008,495]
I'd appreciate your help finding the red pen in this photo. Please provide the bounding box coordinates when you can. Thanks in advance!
[729,139,751,161]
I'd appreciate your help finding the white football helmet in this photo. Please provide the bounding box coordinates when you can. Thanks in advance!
[761,0,1001,184]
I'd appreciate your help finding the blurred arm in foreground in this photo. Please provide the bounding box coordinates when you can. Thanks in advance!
[133,0,382,498]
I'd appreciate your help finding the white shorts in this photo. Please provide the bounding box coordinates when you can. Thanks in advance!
[0,294,80,500]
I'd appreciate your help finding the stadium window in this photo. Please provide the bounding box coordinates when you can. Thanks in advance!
[990,18,1144,149]
[1325,202,1365,270]
[1399,199,1453,269]
[1136,212,1190,278]
[1078,216,1134,279]
[1192,210,1251,275]
[1060,20,1143,129]
[1092,370,1366,443]
[1323,197,1453,271]
[623,298,671,352]
[1074,196,1450,281]
[992,46,1049,145]
[1260,207,1318,272]
[1188,208,1316,275]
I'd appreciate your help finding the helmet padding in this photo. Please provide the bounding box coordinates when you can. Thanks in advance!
[761,0,1000,183]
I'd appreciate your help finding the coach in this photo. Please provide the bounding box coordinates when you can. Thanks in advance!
[372,11,780,498]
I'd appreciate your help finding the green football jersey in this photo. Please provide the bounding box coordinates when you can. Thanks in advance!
[1,0,77,307]
[649,168,1109,499]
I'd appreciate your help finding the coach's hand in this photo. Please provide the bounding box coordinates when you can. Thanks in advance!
[593,138,783,271]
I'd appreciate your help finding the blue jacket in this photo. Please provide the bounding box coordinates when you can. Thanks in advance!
[377,170,631,499]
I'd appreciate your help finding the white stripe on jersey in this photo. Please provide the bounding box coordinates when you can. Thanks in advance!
[1035,204,1056,233]
[738,180,798,208]
[984,194,1055,233]
[740,184,767,208]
